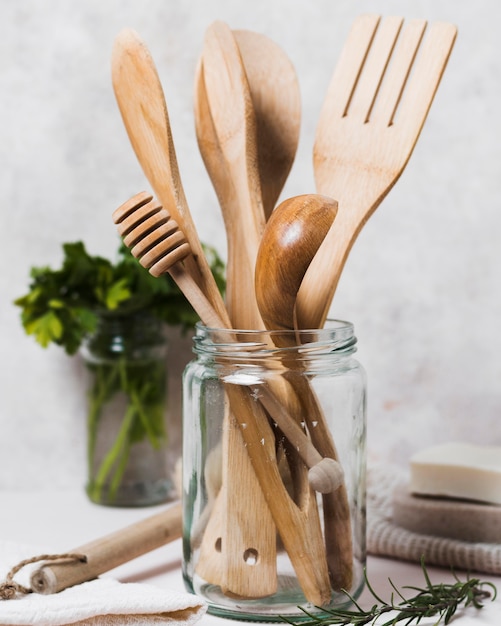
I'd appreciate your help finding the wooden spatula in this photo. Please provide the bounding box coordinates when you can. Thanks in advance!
[199,20,265,330]
[111,29,229,326]
[195,22,280,599]
[233,29,301,219]
[296,15,457,329]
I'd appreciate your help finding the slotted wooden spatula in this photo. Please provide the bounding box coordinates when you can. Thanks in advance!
[296,15,457,329]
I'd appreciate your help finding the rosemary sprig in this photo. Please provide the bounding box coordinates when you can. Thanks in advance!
[281,558,497,625]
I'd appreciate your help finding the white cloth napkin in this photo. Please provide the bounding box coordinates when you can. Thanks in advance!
[0,541,206,626]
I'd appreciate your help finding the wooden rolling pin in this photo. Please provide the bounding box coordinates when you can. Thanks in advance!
[30,503,182,594]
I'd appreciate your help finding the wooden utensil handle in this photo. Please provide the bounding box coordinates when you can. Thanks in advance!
[30,503,182,594]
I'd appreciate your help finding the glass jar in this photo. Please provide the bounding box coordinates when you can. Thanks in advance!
[81,311,173,507]
[182,320,367,621]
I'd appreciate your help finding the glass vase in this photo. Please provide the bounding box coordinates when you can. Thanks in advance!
[81,311,173,507]
[182,320,367,621]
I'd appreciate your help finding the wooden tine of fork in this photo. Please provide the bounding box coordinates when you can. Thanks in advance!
[296,14,457,331]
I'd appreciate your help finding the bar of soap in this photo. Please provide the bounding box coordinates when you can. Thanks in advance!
[392,484,501,543]
[410,442,501,505]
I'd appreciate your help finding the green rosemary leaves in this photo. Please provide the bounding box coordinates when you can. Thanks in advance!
[281,559,496,626]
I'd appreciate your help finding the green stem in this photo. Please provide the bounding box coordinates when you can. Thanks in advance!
[86,363,120,473]
[131,385,164,449]
[279,561,496,625]
[88,402,135,502]
[86,345,167,504]
[108,436,131,501]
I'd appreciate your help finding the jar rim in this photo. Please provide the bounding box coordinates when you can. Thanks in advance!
[192,319,357,357]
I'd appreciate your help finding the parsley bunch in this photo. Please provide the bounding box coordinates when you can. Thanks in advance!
[14,240,225,504]
[14,240,226,354]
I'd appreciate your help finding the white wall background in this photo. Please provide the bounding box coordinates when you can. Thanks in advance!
[1,0,500,491]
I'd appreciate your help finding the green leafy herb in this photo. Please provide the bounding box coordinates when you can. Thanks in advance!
[280,558,496,625]
[14,240,225,503]
[14,240,226,355]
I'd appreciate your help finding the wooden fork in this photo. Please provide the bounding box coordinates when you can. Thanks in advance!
[296,14,457,330]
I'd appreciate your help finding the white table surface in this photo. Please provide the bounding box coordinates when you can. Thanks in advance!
[1,489,500,624]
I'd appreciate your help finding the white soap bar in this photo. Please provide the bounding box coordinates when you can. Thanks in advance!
[410,442,501,505]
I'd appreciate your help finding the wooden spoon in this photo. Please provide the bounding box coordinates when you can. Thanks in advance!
[254,192,343,495]
[193,59,244,327]
[233,29,301,219]
[255,193,355,590]
[296,15,457,329]
[255,194,337,334]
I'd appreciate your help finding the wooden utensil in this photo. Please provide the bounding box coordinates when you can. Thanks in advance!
[233,29,301,219]
[193,60,249,328]
[114,191,277,598]
[255,194,337,334]
[220,383,331,604]
[255,193,354,590]
[258,385,344,494]
[111,29,229,326]
[30,504,182,594]
[113,191,223,329]
[114,192,331,604]
[199,20,265,330]
[197,21,281,599]
[195,27,300,322]
[296,15,457,330]
[112,30,273,595]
